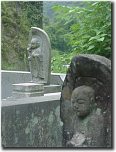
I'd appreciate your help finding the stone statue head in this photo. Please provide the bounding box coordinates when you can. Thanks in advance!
[71,85,95,117]
[30,37,41,49]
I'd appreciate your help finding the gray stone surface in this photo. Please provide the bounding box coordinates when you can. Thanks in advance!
[12,91,44,98]
[66,86,105,147]
[27,27,51,84]
[1,70,31,99]
[12,84,61,98]
[1,70,65,99]
[60,54,112,148]
[44,84,61,94]
[12,83,44,92]
[1,94,63,147]
[12,83,44,98]
[50,73,65,85]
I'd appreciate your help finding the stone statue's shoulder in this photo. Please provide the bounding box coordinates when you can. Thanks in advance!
[87,108,104,131]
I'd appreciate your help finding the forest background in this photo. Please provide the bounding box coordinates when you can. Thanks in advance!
[1,1,111,73]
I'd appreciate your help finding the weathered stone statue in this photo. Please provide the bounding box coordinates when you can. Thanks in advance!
[11,27,61,98]
[27,27,51,84]
[60,54,111,148]
[66,86,105,147]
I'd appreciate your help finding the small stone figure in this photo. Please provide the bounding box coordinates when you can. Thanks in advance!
[27,27,51,84]
[27,37,44,82]
[66,85,105,147]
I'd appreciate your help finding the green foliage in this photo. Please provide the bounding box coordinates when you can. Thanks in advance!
[21,2,43,28]
[44,21,70,52]
[51,2,111,59]
[1,1,43,70]
[51,49,79,73]
[51,50,69,73]
[43,4,72,52]
[2,1,111,73]
[49,2,111,73]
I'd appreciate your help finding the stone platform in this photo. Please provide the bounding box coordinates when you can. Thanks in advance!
[12,83,61,98]
[44,84,61,94]
[12,83,44,98]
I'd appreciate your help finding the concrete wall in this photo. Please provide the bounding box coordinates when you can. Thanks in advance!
[2,93,63,147]
[1,70,65,99]
[1,71,31,99]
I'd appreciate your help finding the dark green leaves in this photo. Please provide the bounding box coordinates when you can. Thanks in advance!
[45,1,111,73]
[49,1,111,59]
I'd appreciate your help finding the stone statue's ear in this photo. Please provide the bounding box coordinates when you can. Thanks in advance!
[71,99,73,106]
[71,99,76,108]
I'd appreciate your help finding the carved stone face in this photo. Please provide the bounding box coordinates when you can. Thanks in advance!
[71,86,95,117]
[30,38,40,49]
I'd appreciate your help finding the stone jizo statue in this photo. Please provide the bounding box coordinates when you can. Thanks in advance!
[60,54,111,148]
[27,27,51,84]
[27,37,44,81]
[66,85,105,147]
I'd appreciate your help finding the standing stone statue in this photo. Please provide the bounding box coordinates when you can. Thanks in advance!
[27,27,51,84]
[60,54,111,148]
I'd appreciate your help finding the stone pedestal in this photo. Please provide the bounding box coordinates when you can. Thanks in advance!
[44,84,61,94]
[12,83,61,99]
[12,83,44,98]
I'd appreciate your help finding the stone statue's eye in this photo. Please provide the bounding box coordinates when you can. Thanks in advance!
[71,100,76,105]
[72,101,74,104]
[78,99,84,104]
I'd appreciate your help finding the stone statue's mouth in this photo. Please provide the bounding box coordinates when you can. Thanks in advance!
[77,110,81,114]
[73,107,79,110]
[73,107,77,111]
[73,108,80,113]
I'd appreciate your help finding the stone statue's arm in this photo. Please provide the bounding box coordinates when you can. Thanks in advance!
[30,48,43,61]
[35,54,43,61]
[27,44,32,52]
[28,56,31,61]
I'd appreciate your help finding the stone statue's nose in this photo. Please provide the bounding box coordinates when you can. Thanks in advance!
[74,103,78,109]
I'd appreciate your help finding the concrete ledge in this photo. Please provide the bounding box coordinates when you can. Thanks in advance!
[44,84,61,93]
[12,91,44,98]
[2,93,61,107]
[1,93,62,147]
[12,83,44,92]
[1,70,65,99]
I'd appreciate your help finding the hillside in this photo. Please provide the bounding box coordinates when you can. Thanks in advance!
[1,1,43,71]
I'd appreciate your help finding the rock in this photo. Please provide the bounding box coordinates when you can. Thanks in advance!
[60,54,111,148]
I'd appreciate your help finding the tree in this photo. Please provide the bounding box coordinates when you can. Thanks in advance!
[45,1,111,58]
[46,1,111,73]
